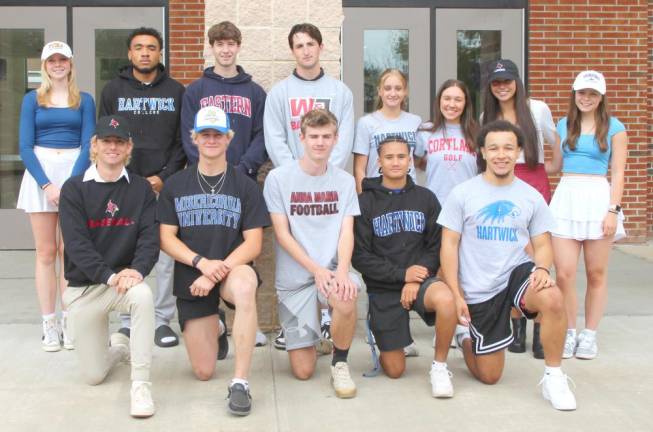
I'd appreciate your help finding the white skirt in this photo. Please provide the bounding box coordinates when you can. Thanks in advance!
[16,146,80,213]
[550,175,625,241]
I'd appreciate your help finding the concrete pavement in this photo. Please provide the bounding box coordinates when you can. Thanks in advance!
[1,245,652,432]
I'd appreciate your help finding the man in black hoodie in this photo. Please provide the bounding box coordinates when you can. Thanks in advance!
[99,27,186,348]
[180,21,267,178]
[352,136,457,398]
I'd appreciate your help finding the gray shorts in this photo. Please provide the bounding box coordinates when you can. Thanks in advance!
[277,272,361,351]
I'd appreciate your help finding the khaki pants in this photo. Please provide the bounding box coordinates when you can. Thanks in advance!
[63,282,155,384]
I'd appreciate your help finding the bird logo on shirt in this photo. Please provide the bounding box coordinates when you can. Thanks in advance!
[105,199,119,217]
[476,200,520,224]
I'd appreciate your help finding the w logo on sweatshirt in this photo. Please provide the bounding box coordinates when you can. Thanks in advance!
[288,97,332,130]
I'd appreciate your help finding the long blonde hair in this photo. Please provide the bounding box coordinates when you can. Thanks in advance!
[36,59,81,109]
[375,69,408,111]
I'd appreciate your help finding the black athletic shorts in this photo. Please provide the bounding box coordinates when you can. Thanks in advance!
[176,265,261,332]
[467,261,538,355]
[368,277,440,352]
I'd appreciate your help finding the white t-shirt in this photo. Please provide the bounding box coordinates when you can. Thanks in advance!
[352,111,422,180]
[415,123,477,205]
[437,175,554,304]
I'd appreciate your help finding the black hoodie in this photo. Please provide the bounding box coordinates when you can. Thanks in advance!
[352,176,442,294]
[181,66,267,178]
[99,64,186,181]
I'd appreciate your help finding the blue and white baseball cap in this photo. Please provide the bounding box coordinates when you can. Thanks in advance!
[194,106,231,134]
[573,70,606,95]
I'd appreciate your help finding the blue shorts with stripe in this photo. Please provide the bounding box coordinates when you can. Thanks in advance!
[467,261,538,355]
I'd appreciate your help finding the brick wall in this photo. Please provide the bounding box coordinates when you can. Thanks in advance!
[529,0,650,242]
[647,0,653,236]
[169,0,206,85]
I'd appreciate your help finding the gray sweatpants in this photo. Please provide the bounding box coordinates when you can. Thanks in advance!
[121,250,175,328]
[63,282,155,384]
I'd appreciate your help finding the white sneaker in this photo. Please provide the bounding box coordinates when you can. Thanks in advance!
[255,329,267,347]
[403,342,419,357]
[60,316,74,350]
[110,332,131,363]
[575,330,597,360]
[562,331,577,359]
[429,363,454,398]
[130,381,155,418]
[42,318,61,352]
[331,362,357,398]
[540,372,577,410]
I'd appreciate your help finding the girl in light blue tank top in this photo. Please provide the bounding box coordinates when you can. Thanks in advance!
[548,70,628,361]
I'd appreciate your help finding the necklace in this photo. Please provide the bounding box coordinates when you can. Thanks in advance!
[197,165,227,195]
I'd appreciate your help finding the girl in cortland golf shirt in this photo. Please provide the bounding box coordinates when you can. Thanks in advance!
[353,69,421,194]
[548,70,627,361]
[415,79,479,206]
[17,41,95,352]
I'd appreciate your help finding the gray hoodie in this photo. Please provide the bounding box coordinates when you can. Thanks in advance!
[264,70,354,169]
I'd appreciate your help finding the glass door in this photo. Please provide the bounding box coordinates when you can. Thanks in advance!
[435,9,524,117]
[0,7,67,249]
[72,7,164,99]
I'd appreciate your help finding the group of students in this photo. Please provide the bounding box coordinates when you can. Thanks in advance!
[17,20,627,419]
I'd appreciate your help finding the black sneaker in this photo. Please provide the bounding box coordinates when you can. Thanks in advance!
[273,329,285,350]
[227,382,252,416]
[217,308,229,360]
[321,322,332,341]
[118,327,131,338]
[154,324,179,348]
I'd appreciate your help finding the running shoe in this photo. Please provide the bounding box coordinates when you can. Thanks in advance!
[575,330,597,360]
[60,316,74,350]
[562,331,577,359]
[273,329,286,350]
[42,318,61,352]
[403,342,419,357]
[429,363,454,398]
[131,381,155,418]
[331,362,356,398]
[540,372,576,410]
[255,329,267,347]
[227,382,252,416]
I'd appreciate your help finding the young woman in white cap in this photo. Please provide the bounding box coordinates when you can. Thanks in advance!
[16,41,96,351]
[548,70,627,360]
[481,59,557,359]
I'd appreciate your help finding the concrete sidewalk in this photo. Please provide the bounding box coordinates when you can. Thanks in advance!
[1,245,652,432]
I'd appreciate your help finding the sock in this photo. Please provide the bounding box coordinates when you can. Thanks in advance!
[332,345,349,366]
[544,366,563,376]
[320,309,331,326]
[582,329,596,338]
[567,328,576,338]
[431,360,447,369]
[42,313,56,322]
[230,378,249,389]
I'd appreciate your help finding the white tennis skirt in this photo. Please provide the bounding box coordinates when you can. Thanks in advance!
[550,175,625,241]
[16,146,80,213]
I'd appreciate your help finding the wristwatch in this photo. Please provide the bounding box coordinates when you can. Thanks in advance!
[192,254,203,268]
[609,204,622,213]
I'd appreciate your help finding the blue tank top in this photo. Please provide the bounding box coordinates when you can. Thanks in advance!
[558,117,625,176]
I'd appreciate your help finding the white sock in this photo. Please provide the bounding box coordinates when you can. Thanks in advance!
[431,360,447,369]
[320,309,331,326]
[42,313,56,322]
[231,378,249,389]
[132,380,150,388]
[544,366,563,376]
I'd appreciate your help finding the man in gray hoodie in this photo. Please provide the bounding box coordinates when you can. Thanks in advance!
[264,24,355,349]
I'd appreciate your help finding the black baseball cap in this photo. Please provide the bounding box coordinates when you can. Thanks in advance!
[488,59,520,82]
[96,115,131,140]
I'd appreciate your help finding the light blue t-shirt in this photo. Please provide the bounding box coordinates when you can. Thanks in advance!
[437,175,554,304]
[558,117,625,176]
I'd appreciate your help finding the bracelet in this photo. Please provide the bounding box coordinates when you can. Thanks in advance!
[533,266,550,275]
[192,254,203,268]
[41,182,51,190]
[608,209,619,215]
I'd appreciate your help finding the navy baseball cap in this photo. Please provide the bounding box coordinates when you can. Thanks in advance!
[488,59,520,82]
[96,115,131,140]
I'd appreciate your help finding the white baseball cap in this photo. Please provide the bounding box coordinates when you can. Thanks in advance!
[194,106,231,134]
[41,41,73,61]
[572,70,606,95]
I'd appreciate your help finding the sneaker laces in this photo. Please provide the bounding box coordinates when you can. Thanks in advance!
[132,382,153,405]
[44,320,59,341]
[333,362,353,381]
[430,364,453,380]
[538,373,576,390]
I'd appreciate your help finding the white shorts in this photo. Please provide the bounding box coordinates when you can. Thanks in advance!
[550,175,625,241]
[16,146,80,213]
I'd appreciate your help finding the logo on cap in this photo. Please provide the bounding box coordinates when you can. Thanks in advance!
[583,72,600,82]
[494,62,506,72]
[109,118,120,129]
